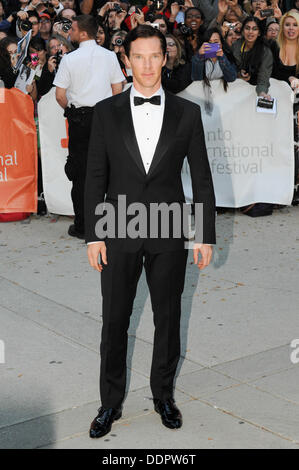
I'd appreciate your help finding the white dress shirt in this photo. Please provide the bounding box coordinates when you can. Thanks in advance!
[88,85,164,245]
[53,40,124,108]
[130,85,165,173]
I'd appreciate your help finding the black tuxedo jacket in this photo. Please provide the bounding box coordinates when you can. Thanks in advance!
[84,87,216,252]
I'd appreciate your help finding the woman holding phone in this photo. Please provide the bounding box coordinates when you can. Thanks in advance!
[192,28,237,113]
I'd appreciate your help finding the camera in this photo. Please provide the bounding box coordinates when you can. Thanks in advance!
[113,3,122,12]
[114,37,123,46]
[54,49,63,68]
[30,53,39,66]
[18,18,32,32]
[60,18,72,32]
[178,23,192,37]
[259,8,274,18]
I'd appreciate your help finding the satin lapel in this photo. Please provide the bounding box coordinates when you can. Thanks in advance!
[147,91,183,178]
[114,88,146,176]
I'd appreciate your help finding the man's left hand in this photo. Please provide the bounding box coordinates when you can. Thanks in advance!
[193,243,213,270]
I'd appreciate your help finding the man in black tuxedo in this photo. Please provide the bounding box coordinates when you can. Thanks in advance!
[84,24,216,438]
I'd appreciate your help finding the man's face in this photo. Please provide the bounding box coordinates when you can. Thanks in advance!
[126,37,166,94]
[0,2,4,17]
[39,16,52,34]
[69,20,81,43]
[61,8,76,20]
[251,0,267,12]
[61,0,75,8]
[29,16,40,36]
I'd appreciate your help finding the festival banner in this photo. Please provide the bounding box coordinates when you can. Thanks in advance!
[179,78,294,207]
[37,87,74,215]
[38,79,294,214]
[0,87,37,213]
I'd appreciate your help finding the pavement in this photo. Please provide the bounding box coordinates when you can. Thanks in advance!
[0,204,299,449]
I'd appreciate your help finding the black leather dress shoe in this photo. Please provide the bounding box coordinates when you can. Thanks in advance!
[154,398,182,429]
[68,224,85,240]
[89,407,122,438]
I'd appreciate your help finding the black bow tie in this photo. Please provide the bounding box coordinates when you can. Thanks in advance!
[134,95,161,106]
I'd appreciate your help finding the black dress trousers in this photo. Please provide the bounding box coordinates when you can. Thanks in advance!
[99,247,189,409]
[65,110,94,234]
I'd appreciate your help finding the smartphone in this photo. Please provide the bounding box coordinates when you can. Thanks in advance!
[203,42,220,59]
[30,53,39,66]
[260,8,274,18]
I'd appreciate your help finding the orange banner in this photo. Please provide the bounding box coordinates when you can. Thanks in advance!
[0,88,37,213]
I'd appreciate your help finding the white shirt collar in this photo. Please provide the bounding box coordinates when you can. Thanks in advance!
[130,84,165,103]
[79,39,96,48]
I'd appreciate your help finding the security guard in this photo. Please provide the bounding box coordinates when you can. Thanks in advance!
[54,14,124,238]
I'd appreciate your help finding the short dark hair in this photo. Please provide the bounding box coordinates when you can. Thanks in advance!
[73,14,97,39]
[123,24,166,58]
[28,11,40,21]
[29,36,46,51]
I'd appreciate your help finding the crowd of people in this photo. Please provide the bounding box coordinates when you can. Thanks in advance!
[0,0,299,218]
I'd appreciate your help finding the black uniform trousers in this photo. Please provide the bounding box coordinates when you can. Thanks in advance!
[100,246,189,410]
[65,107,94,234]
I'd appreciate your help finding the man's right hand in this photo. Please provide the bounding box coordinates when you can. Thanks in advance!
[87,242,107,272]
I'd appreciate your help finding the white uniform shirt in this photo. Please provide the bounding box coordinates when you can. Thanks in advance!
[53,40,124,108]
[130,85,165,174]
